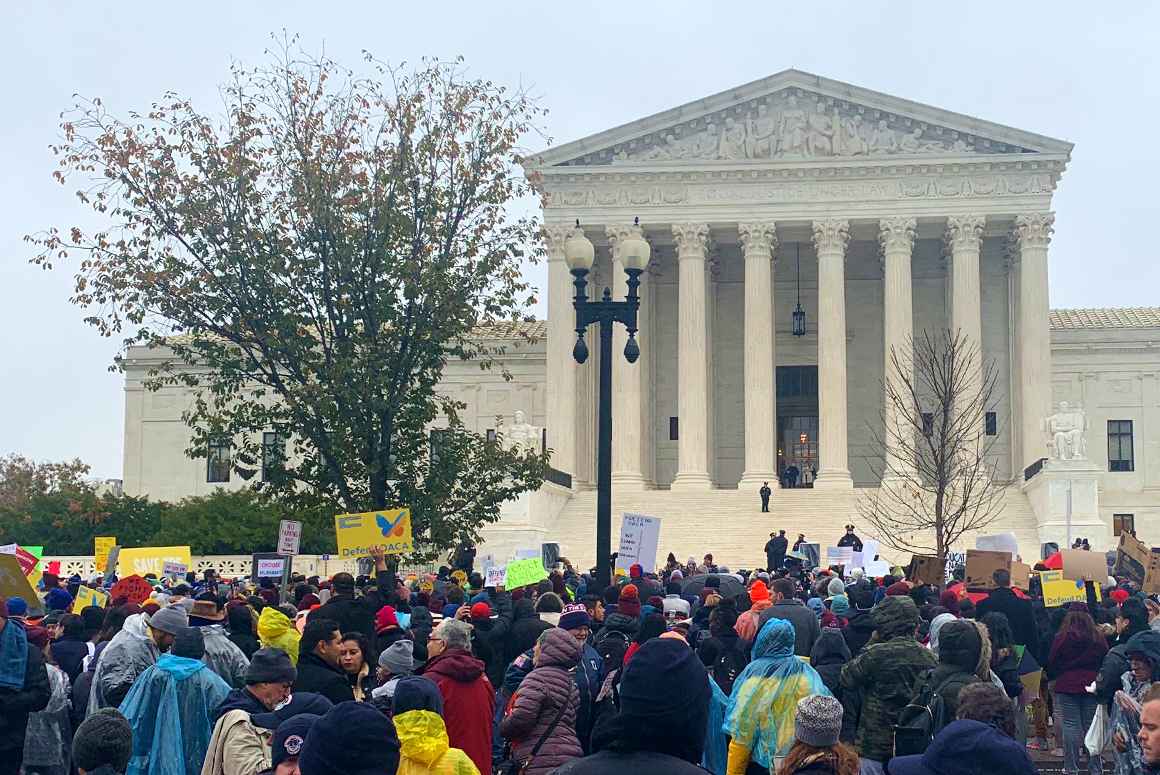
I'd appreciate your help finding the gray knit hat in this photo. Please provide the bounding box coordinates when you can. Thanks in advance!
[73,708,133,772]
[378,639,415,675]
[172,626,205,659]
[795,694,842,747]
[145,606,189,636]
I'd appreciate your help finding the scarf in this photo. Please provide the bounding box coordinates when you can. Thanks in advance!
[0,619,29,690]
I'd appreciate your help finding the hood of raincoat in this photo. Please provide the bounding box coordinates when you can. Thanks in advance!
[257,606,301,665]
[872,595,919,640]
[395,709,450,766]
[724,618,832,768]
[156,653,208,680]
[928,613,957,657]
[1125,631,1160,675]
[810,627,851,667]
[936,620,983,672]
[534,627,582,669]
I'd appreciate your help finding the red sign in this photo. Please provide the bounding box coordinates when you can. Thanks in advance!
[14,547,38,576]
[110,575,155,606]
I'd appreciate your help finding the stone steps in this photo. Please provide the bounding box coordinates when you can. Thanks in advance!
[542,483,1043,571]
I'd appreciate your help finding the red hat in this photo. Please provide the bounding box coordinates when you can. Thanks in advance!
[749,580,770,603]
[618,584,641,617]
[470,602,492,621]
[629,563,643,579]
[374,605,399,634]
[885,581,911,597]
[1110,589,1130,605]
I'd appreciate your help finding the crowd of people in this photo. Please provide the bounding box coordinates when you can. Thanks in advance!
[4,535,1160,775]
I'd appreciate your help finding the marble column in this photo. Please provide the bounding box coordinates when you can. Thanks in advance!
[879,217,917,482]
[946,215,986,391]
[671,223,713,490]
[608,223,648,488]
[543,225,577,482]
[738,222,779,490]
[812,219,853,488]
[1013,213,1055,470]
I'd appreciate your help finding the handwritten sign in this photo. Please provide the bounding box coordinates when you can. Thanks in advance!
[162,561,188,578]
[333,509,413,558]
[72,586,109,612]
[94,537,116,573]
[505,558,548,590]
[485,565,507,588]
[826,546,854,567]
[615,514,662,573]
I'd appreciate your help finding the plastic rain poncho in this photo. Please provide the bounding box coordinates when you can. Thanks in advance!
[89,612,160,714]
[256,608,300,666]
[196,625,249,688]
[23,663,70,773]
[723,617,831,769]
[395,709,481,775]
[119,653,231,775]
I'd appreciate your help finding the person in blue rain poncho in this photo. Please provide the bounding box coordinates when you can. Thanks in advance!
[723,617,831,775]
[118,626,230,775]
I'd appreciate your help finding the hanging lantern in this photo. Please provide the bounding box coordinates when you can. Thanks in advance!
[792,242,807,337]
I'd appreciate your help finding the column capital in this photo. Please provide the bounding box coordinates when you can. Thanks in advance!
[542,224,572,259]
[812,218,850,256]
[878,217,917,254]
[738,222,778,259]
[672,223,710,257]
[1012,212,1055,250]
[606,222,645,260]
[944,214,986,252]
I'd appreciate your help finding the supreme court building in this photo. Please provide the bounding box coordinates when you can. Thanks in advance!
[122,71,1160,567]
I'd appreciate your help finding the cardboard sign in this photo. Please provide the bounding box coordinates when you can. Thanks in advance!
[1061,549,1108,583]
[505,558,548,590]
[102,546,120,582]
[333,509,413,559]
[94,537,116,573]
[964,549,1011,589]
[110,575,155,606]
[1114,533,1160,593]
[485,566,507,588]
[911,555,943,586]
[1011,561,1032,591]
[72,586,109,612]
[278,520,302,556]
[1043,577,1101,608]
[0,554,39,607]
[162,561,188,578]
[118,546,192,577]
[615,513,662,573]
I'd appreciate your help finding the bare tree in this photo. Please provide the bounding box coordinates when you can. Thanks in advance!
[858,329,1006,569]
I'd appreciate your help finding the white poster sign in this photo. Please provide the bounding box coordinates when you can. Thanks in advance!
[826,546,854,566]
[865,559,892,576]
[162,561,188,578]
[861,539,881,562]
[485,566,507,588]
[615,513,662,573]
[277,520,302,555]
[945,551,967,582]
[976,532,1019,559]
[850,552,864,570]
[0,544,16,555]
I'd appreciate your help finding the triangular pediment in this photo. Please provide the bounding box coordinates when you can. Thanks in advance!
[530,70,1072,168]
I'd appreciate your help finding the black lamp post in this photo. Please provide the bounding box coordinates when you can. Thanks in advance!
[564,218,650,592]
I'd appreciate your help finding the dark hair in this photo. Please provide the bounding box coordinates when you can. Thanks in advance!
[709,599,738,636]
[468,572,483,590]
[1119,598,1149,635]
[581,594,600,612]
[97,605,133,643]
[246,595,266,613]
[446,587,465,605]
[601,586,620,606]
[292,584,312,603]
[770,578,796,600]
[956,682,1017,738]
[778,741,859,775]
[1060,610,1102,643]
[226,605,254,636]
[300,618,341,657]
[992,568,1011,588]
[340,631,370,671]
[58,613,85,640]
[958,598,976,619]
[535,593,563,613]
[635,613,667,645]
[980,612,1015,650]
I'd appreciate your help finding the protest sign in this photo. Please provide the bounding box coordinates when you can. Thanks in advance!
[944,551,966,583]
[1061,549,1108,583]
[850,551,864,569]
[1039,569,1064,583]
[13,546,39,577]
[862,539,881,562]
[94,537,116,573]
[118,546,192,577]
[72,586,108,612]
[110,575,155,606]
[964,550,1011,589]
[615,513,662,573]
[162,561,188,578]
[333,509,413,559]
[505,558,549,590]
[976,532,1020,558]
[910,555,943,586]
[826,546,854,567]
[541,543,560,570]
[1011,561,1032,591]
[278,520,302,556]
[1114,533,1160,594]
[864,559,891,576]
[1042,577,1101,608]
[102,546,120,582]
[514,548,540,560]
[256,558,286,579]
[485,565,507,588]
[801,543,821,569]
[0,554,39,605]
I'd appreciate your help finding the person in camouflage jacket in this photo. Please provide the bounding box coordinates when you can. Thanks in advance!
[840,595,936,769]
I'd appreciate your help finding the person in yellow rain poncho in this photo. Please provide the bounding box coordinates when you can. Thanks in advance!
[257,607,301,666]
[724,617,831,775]
[392,675,480,775]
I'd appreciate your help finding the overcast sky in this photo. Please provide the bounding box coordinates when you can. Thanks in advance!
[3,2,1158,479]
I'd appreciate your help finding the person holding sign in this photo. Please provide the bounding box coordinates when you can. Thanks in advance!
[313,547,394,656]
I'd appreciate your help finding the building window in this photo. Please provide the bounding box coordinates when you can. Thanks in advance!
[486,428,497,444]
[669,417,679,441]
[206,438,231,483]
[921,413,934,438]
[1108,420,1135,472]
[985,412,998,436]
[262,432,285,481]
[1113,514,1136,537]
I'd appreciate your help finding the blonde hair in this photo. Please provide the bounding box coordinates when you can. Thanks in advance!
[777,741,859,775]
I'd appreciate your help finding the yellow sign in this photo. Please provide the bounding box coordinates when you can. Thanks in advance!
[72,586,109,612]
[0,555,39,606]
[1042,577,1101,608]
[94,537,116,573]
[117,546,193,577]
[334,509,413,559]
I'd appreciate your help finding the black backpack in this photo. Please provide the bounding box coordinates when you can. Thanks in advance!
[893,671,956,757]
[594,628,630,672]
[711,640,750,695]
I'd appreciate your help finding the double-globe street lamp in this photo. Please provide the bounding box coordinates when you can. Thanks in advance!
[563,219,650,592]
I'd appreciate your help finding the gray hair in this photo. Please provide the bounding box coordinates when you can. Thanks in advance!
[432,618,472,652]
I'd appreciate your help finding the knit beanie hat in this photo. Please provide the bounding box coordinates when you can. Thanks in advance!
[749,580,770,603]
[827,577,846,597]
[886,581,912,596]
[470,601,491,621]
[378,639,415,676]
[246,647,297,685]
[25,626,50,650]
[271,713,321,768]
[559,602,591,631]
[146,606,189,636]
[617,638,710,762]
[298,700,400,775]
[73,708,133,773]
[6,597,28,617]
[629,563,643,579]
[618,584,642,617]
[795,694,843,746]
[374,605,399,634]
[392,675,444,715]
[171,626,205,659]
[45,587,73,612]
[829,595,850,617]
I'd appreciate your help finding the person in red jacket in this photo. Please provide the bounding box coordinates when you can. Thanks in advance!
[423,618,495,774]
[1047,609,1110,775]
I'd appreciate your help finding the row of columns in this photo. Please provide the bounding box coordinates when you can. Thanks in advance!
[544,213,1054,491]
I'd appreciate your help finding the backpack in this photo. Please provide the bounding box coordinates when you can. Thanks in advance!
[893,670,955,757]
[594,628,630,672]
[711,640,750,695]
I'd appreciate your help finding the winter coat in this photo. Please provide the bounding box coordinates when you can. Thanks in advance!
[1095,628,1151,706]
[196,624,250,688]
[200,709,272,775]
[291,652,354,705]
[503,639,603,753]
[975,588,1036,649]
[910,621,983,725]
[213,687,268,722]
[735,600,772,643]
[505,599,552,666]
[394,709,480,775]
[227,630,260,661]
[51,634,93,683]
[810,628,856,743]
[842,608,876,657]
[992,649,1023,699]
[698,631,750,696]
[840,597,935,763]
[312,570,392,650]
[758,599,820,657]
[423,648,495,775]
[553,749,710,775]
[255,608,299,665]
[1047,631,1109,694]
[90,613,160,712]
[472,594,514,688]
[499,629,583,775]
[0,625,51,754]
